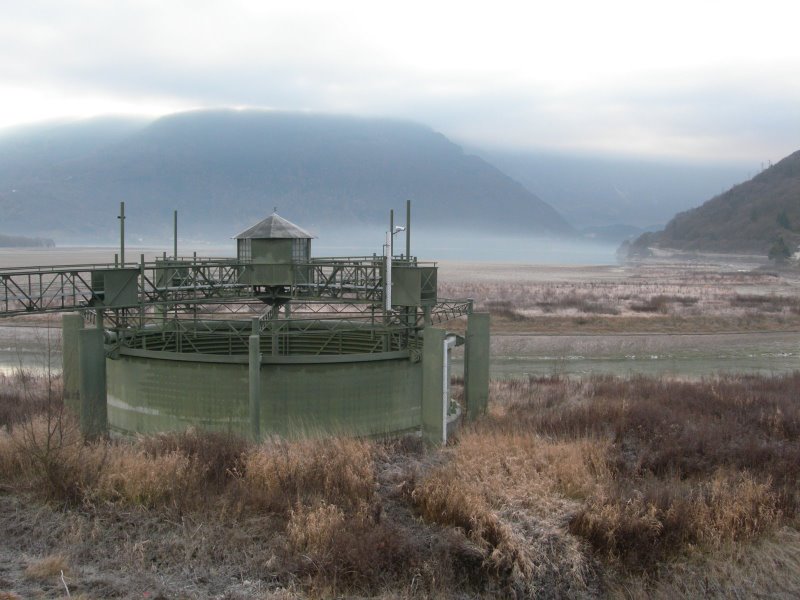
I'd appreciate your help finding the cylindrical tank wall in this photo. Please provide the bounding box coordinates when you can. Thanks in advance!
[106,351,422,438]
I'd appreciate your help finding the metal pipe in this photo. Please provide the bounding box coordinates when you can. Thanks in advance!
[406,200,411,259]
[389,209,394,258]
[173,210,178,259]
[385,230,392,313]
[118,201,125,265]
[442,335,457,445]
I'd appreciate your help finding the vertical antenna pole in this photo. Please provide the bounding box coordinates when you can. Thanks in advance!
[385,230,392,314]
[173,210,178,259]
[389,209,394,258]
[406,199,411,259]
[118,201,125,266]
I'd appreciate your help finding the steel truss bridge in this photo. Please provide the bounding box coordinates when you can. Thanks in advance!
[0,255,472,357]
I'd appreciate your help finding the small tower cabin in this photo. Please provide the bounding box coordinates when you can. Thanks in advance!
[235,213,314,286]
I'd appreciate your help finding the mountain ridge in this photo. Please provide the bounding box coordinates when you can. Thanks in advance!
[0,110,573,244]
[629,149,800,256]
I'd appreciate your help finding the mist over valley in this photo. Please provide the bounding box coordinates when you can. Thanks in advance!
[0,110,762,262]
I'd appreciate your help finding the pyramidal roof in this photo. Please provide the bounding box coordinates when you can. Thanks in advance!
[234,213,314,240]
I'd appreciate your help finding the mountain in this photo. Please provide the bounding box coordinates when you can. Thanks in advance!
[0,233,55,248]
[629,150,800,255]
[0,111,573,244]
[471,149,749,230]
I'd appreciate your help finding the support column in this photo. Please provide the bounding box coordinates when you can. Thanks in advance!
[78,328,107,440]
[61,314,84,415]
[465,312,490,420]
[249,333,261,441]
[422,327,446,445]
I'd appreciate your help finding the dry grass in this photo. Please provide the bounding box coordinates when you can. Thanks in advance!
[2,371,800,597]
[490,374,800,567]
[0,371,62,430]
[23,553,70,581]
[409,372,800,598]
[439,261,800,333]
[244,437,375,513]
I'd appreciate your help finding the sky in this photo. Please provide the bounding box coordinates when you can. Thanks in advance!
[1,0,798,162]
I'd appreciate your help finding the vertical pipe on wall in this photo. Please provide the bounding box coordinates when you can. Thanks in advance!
[442,335,456,445]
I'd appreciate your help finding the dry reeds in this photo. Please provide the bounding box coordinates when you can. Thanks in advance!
[464,373,800,570]
[2,370,800,596]
[24,553,70,581]
[244,437,375,513]
[438,263,800,333]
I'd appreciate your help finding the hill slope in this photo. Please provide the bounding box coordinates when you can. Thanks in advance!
[630,150,800,255]
[0,111,573,243]
[472,149,749,230]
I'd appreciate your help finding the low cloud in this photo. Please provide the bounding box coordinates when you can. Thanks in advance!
[1,1,799,162]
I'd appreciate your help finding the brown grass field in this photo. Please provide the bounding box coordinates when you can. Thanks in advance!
[1,367,800,598]
[438,259,800,334]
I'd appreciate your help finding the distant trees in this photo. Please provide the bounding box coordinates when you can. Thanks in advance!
[777,210,792,230]
[768,236,792,264]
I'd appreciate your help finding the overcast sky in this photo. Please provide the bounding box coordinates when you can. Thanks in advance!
[1,0,798,163]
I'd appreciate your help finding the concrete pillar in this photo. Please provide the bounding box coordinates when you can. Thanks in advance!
[422,327,446,445]
[78,328,107,440]
[61,314,84,415]
[465,312,490,420]
[249,333,261,441]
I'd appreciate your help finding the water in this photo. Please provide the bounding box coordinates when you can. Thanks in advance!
[451,332,800,379]
[2,326,796,381]
[0,325,62,377]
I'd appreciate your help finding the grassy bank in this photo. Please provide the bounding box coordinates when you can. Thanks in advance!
[1,371,799,598]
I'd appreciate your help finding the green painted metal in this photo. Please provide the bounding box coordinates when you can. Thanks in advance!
[253,238,292,263]
[1,206,489,443]
[79,328,107,439]
[392,267,422,306]
[107,355,248,435]
[90,268,139,308]
[421,327,446,445]
[465,312,490,419]
[391,266,438,307]
[249,333,261,440]
[61,313,83,414]
[106,349,422,438]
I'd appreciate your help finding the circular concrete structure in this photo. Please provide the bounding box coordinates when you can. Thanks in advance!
[106,320,423,438]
